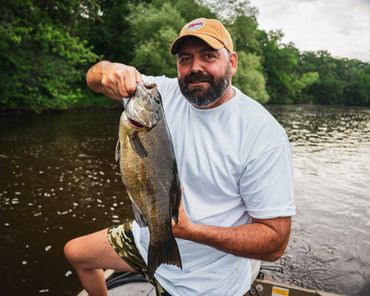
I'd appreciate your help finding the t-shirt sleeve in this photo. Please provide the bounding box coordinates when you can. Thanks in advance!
[239,141,296,219]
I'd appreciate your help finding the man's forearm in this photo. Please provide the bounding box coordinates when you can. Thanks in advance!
[175,216,291,261]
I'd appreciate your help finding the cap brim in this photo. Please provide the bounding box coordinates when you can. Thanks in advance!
[170,34,224,55]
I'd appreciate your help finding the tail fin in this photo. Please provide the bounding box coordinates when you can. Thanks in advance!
[147,237,182,278]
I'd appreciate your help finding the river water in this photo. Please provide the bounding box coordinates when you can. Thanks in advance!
[0,105,369,295]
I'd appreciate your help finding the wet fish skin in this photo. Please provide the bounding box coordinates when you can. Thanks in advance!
[117,83,182,278]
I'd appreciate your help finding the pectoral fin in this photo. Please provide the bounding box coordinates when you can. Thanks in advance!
[129,132,148,158]
[115,139,121,162]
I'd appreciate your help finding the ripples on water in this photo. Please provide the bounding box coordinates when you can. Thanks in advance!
[0,106,369,295]
[267,105,370,296]
[0,110,132,295]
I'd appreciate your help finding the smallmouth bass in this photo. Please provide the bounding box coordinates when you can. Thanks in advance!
[115,83,182,277]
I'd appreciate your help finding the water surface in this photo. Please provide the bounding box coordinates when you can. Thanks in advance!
[0,105,369,295]
[267,105,370,296]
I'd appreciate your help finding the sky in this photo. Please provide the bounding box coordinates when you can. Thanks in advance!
[249,0,370,62]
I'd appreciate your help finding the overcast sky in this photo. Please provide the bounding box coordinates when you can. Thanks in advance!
[249,0,370,62]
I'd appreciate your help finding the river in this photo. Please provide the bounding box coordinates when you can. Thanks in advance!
[0,105,369,295]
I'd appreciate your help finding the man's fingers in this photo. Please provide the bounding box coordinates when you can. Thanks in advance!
[136,70,143,85]
[115,78,127,98]
[102,85,120,100]
[99,63,142,98]
[124,66,140,95]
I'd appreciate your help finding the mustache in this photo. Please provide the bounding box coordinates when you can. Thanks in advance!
[184,72,213,84]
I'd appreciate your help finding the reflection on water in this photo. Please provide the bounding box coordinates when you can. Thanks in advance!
[0,106,369,295]
[267,105,370,296]
[0,110,132,295]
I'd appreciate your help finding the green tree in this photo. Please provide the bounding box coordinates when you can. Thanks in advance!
[290,72,319,103]
[173,0,216,21]
[233,52,269,103]
[125,2,186,77]
[228,15,261,55]
[82,0,147,64]
[0,0,99,111]
[343,66,369,106]
[2,0,369,111]
[198,0,257,22]
[300,51,370,105]
[259,30,299,103]
[125,0,218,77]
[313,75,346,105]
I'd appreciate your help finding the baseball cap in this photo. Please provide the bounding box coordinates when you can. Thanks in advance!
[170,18,233,55]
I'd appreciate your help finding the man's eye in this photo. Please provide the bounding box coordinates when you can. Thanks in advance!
[179,56,191,64]
[204,54,216,60]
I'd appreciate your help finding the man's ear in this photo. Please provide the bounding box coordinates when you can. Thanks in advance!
[229,52,238,77]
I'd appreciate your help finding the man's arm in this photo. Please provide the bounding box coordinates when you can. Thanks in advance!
[173,203,291,261]
[86,61,143,100]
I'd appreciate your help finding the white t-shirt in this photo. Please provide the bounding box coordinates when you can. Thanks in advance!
[132,75,296,296]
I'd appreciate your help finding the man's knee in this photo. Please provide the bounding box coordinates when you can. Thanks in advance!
[64,237,85,266]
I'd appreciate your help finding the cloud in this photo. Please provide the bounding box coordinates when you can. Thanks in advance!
[250,0,370,61]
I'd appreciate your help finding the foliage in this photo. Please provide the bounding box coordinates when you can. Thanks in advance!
[260,30,302,104]
[197,0,257,22]
[290,72,319,103]
[233,52,269,103]
[1,0,369,111]
[126,1,186,77]
[227,15,261,55]
[0,0,99,111]
[300,51,370,106]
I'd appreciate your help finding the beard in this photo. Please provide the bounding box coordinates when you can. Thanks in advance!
[178,66,231,107]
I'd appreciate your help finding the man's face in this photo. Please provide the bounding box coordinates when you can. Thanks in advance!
[176,38,237,108]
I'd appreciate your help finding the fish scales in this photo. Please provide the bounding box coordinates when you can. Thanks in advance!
[117,83,182,278]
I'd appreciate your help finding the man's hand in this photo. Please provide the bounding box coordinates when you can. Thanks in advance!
[86,61,143,101]
[171,196,291,262]
[172,200,194,239]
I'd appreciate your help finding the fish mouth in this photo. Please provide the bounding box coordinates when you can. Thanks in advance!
[127,117,146,128]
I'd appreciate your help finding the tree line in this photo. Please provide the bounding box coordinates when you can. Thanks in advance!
[1,0,369,112]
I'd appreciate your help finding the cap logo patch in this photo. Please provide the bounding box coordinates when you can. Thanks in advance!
[187,19,205,31]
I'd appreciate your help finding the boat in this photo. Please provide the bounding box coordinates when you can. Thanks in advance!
[77,267,342,296]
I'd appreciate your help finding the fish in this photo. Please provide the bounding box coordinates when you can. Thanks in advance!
[115,83,182,278]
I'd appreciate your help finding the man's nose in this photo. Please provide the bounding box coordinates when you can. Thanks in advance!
[190,58,204,73]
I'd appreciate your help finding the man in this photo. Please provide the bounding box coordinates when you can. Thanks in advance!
[64,18,296,296]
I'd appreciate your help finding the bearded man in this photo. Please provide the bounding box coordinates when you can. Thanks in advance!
[64,18,296,296]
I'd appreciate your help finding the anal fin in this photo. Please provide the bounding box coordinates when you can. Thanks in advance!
[131,201,147,227]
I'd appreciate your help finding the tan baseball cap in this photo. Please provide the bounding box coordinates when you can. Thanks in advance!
[170,18,233,55]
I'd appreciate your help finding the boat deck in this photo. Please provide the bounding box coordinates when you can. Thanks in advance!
[77,269,342,296]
